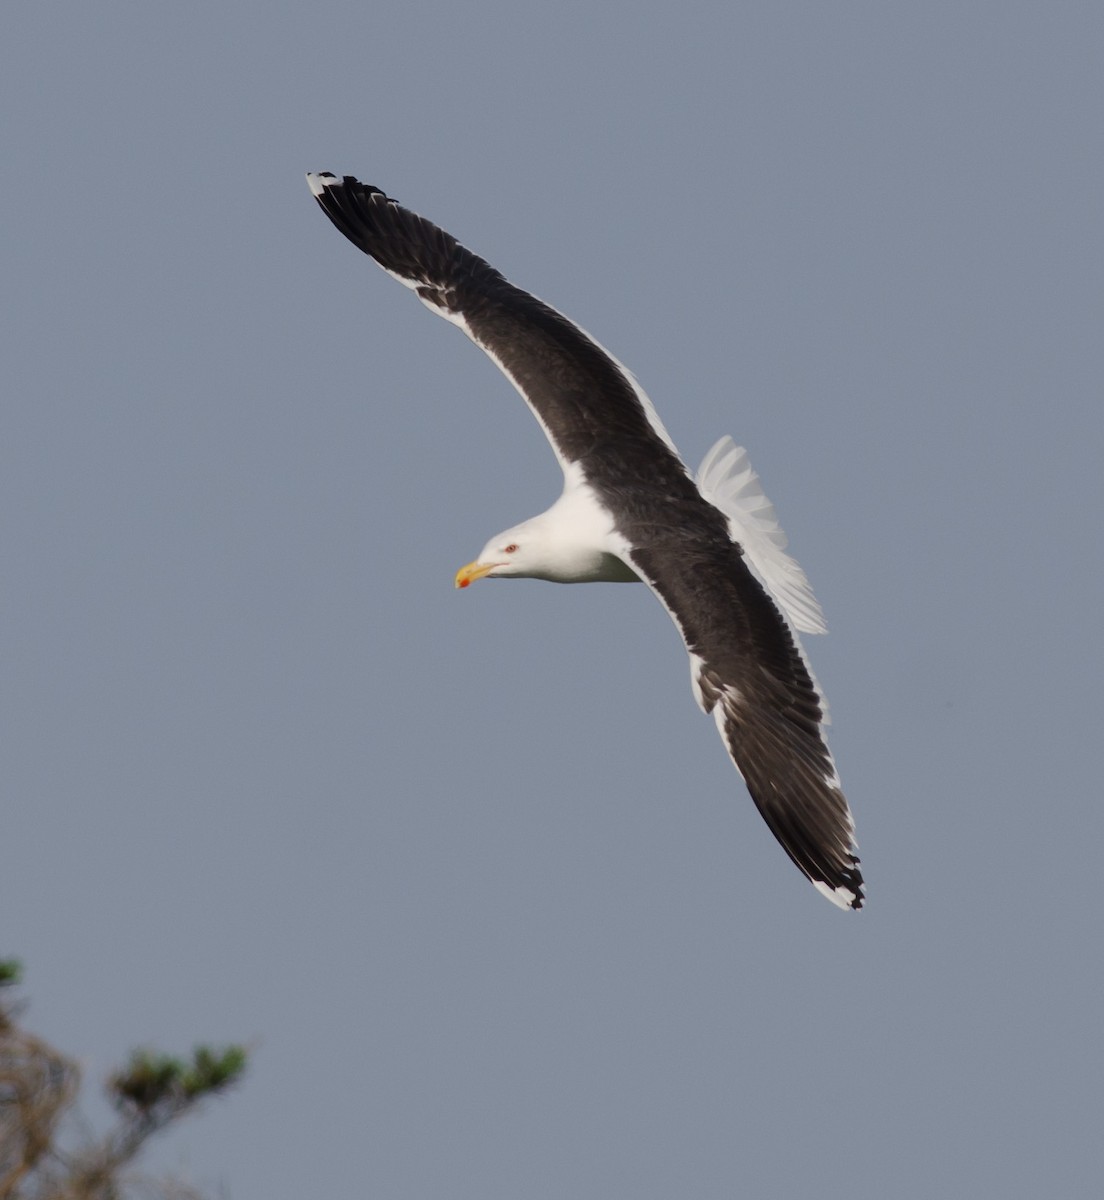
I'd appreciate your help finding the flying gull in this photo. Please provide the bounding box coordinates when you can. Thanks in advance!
[307,172,863,910]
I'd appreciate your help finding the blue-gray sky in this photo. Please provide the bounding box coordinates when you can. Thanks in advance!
[4,2,1102,1196]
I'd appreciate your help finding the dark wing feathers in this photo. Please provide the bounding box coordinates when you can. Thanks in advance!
[630,539,863,908]
[309,174,682,475]
[308,174,495,301]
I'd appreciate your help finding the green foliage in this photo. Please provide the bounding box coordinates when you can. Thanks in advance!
[110,1045,248,1115]
[0,960,248,1200]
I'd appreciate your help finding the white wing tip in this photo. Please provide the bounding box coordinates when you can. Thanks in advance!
[814,880,862,911]
[306,171,338,197]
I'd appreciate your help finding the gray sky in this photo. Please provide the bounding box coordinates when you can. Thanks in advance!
[4,2,1102,1196]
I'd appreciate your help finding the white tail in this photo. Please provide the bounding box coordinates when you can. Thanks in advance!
[696,436,827,635]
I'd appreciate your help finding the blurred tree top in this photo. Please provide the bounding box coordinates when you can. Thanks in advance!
[0,958,246,1200]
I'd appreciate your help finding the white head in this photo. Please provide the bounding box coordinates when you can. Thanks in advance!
[454,507,640,588]
[455,517,565,586]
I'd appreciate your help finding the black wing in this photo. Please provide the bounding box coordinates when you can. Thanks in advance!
[630,529,863,909]
[307,173,685,480]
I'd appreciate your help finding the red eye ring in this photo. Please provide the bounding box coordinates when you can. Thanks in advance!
[504,543,519,554]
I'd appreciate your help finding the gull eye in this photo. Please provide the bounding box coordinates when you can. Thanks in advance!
[503,543,519,554]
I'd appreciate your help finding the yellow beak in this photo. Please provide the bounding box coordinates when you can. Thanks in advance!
[454,560,499,589]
